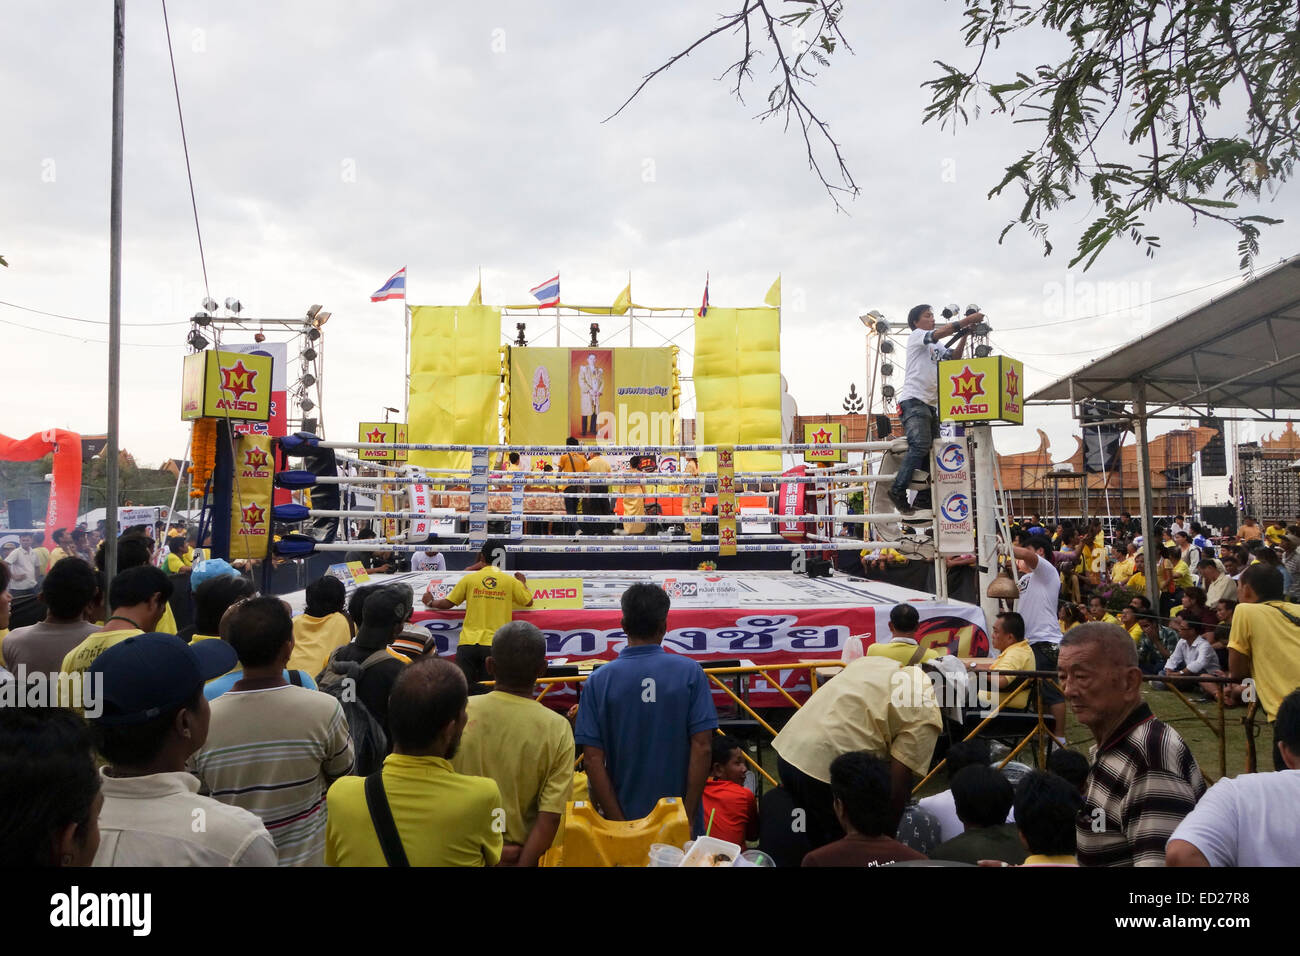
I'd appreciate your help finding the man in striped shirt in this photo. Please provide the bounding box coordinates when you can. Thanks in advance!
[192,597,354,866]
[1059,623,1206,866]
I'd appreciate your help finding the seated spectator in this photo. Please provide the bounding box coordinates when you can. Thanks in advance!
[574,584,717,831]
[1179,585,1218,633]
[772,655,942,849]
[192,597,353,865]
[1085,595,1119,625]
[915,740,1010,842]
[864,604,943,665]
[700,734,759,848]
[87,634,278,865]
[1,556,99,676]
[1227,564,1300,770]
[1058,602,1087,634]
[343,528,391,573]
[1166,688,1300,867]
[1046,748,1090,796]
[346,583,381,638]
[1209,599,1236,671]
[971,610,1034,711]
[325,658,503,866]
[1014,770,1084,865]
[1199,559,1237,606]
[0,707,102,867]
[802,752,927,867]
[289,575,352,676]
[452,622,575,867]
[321,584,413,740]
[930,764,1025,865]
[59,566,174,703]
[1159,611,1222,698]
[163,535,192,575]
[1134,608,1178,675]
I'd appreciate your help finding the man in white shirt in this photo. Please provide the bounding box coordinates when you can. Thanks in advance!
[1160,613,1220,681]
[1198,559,1237,606]
[87,633,278,866]
[412,548,446,572]
[4,532,40,596]
[1167,688,1300,866]
[887,304,984,515]
[1011,535,1068,745]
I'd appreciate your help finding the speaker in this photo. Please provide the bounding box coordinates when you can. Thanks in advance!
[6,498,33,529]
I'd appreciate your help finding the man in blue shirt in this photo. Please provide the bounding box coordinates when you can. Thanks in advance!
[574,584,717,831]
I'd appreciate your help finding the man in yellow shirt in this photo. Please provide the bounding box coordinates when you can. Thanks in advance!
[1111,543,1137,586]
[428,543,532,683]
[583,449,613,535]
[1228,564,1300,770]
[289,575,352,675]
[59,565,173,708]
[453,621,574,867]
[46,529,74,568]
[971,611,1036,710]
[866,604,945,665]
[1085,595,1121,626]
[325,658,503,867]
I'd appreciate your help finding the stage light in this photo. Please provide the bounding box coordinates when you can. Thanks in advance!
[515,323,527,347]
[859,310,884,329]
[306,304,323,320]
[301,373,316,388]
[881,384,896,400]
[192,311,212,326]
[880,362,894,376]
[301,417,318,434]
[300,396,315,412]
[302,347,317,362]
[879,339,894,354]
[202,297,219,313]
[941,303,960,319]
[974,344,993,358]
[186,328,209,351]
[312,311,331,327]
[306,328,321,341]
[874,319,891,335]
[224,297,242,313]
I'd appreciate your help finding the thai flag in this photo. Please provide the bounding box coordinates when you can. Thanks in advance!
[697,273,709,318]
[370,267,406,302]
[530,274,560,309]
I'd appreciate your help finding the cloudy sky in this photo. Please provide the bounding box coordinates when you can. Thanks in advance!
[3,1,1297,498]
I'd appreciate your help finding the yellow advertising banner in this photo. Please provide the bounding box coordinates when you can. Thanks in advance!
[693,307,781,473]
[347,561,371,584]
[717,444,737,556]
[358,422,395,461]
[527,577,585,610]
[181,350,273,422]
[612,348,675,447]
[228,433,274,561]
[938,356,1025,424]
[803,421,844,463]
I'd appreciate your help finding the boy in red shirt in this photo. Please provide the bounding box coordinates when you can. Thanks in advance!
[700,735,758,845]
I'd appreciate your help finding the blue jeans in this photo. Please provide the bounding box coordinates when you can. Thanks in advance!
[891,398,939,506]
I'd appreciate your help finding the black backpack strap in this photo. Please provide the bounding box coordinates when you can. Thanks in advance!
[287,669,303,687]
[363,771,409,867]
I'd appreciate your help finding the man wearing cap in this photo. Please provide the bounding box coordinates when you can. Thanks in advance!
[427,543,532,685]
[87,633,278,866]
[888,304,984,515]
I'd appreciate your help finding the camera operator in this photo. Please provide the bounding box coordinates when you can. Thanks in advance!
[888,304,985,515]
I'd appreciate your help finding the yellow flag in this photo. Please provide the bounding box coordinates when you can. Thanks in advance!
[468,281,482,305]
[764,276,781,307]
[612,282,632,315]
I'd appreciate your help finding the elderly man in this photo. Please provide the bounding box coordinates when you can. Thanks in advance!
[1059,623,1206,866]
[578,353,604,437]
[1198,558,1237,606]
[772,654,942,849]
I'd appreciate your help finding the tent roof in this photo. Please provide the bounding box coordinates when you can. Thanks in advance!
[1027,255,1300,417]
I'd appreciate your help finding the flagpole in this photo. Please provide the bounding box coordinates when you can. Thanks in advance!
[555,270,561,346]
[627,270,634,347]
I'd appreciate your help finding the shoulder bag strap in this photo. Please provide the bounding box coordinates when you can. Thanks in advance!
[363,772,410,867]
[287,669,303,686]
[1264,601,1300,628]
[906,641,930,667]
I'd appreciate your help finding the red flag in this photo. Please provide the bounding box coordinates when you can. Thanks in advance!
[696,273,709,318]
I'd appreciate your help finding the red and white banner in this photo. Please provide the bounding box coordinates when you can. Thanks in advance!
[778,464,807,541]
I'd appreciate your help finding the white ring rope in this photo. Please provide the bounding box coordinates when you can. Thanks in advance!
[317,473,889,486]
[310,509,926,525]
[317,440,907,455]
[312,540,876,553]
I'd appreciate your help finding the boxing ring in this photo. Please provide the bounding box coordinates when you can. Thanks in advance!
[269,436,988,706]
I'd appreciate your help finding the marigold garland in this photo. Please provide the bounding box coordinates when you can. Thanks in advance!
[188,417,217,498]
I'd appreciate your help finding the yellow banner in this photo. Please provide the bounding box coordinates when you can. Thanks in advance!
[938,356,1025,424]
[694,307,781,474]
[408,305,501,473]
[229,433,274,561]
[612,348,675,446]
[182,350,274,422]
[717,444,737,556]
[803,421,844,463]
[527,577,585,610]
[509,347,569,446]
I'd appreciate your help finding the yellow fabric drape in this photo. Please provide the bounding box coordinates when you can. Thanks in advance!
[694,307,781,473]
[408,305,501,473]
